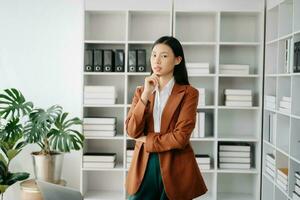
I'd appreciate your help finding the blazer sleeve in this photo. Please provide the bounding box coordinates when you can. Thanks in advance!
[125,86,148,139]
[145,87,199,152]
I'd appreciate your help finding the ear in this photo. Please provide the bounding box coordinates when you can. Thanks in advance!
[175,56,182,65]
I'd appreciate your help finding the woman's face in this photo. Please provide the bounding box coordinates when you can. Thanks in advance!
[150,43,181,77]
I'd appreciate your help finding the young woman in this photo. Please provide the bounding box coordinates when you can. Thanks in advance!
[125,36,207,200]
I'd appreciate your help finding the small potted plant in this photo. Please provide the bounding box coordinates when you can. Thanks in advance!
[0,88,32,200]
[23,104,84,184]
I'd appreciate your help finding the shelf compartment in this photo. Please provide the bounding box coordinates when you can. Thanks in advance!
[292,76,300,116]
[85,11,126,41]
[266,6,279,42]
[290,118,300,162]
[128,11,171,41]
[278,38,294,74]
[277,76,291,113]
[218,109,260,140]
[262,174,275,200]
[82,171,124,200]
[264,77,277,101]
[265,42,278,74]
[128,43,152,73]
[218,77,260,107]
[83,107,125,138]
[189,77,216,106]
[175,12,217,43]
[278,0,293,38]
[191,141,215,170]
[219,45,261,75]
[295,0,300,32]
[217,173,259,200]
[276,114,290,154]
[263,110,277,145]
[84,75,125,104]
[183,45,217,74]
[220,12,261,43]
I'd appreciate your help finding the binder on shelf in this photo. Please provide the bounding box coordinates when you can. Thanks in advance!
[93,49,103,72]
[115,49,124,72]
[294,41,300,73]
[137,49,146,72]
[128,50,137,72]
[103,50,114,72]
[84,49,93,72]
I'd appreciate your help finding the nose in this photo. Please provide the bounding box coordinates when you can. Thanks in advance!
[155,56,161,64]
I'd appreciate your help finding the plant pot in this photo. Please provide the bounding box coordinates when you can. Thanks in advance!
[31,152,64,184]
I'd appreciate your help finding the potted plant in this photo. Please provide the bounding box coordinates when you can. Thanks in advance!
[0,88,33,200]
[23,104,84,184]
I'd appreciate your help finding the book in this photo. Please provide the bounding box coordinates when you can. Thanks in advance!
[265,161,275,171]
[265,95,276,102]
[195,155,211,164]
[225,101,252,107]
[276,178,288,191]
[84,130,116,137]
[282,96,291,102]
[84,98,116,105]
[293,191,300,200]
[295,184,300,196]
[219,163,251,169]
[83,162,116,168]
[198,164,211,170]
[127,149,134,157]
[219,144,250,152]
[83,124,116,131]
[219,157,251,163]
[84,86,116,93]
[187,68,210,74]
[219,69,249,75]
[295,171,300,180]
[84,92,117,99]
[83,152,116,162]
[225,95,252,101]
[219,64,250,70]
[84,117,116,124]
[266,153,275,165]
[224,89,252,96]
[265,166,275,178]
[279,101,291,109]
[186,62,210,68]
[219,151,250,158]
[277,168,288,179]
[199,112,205,137]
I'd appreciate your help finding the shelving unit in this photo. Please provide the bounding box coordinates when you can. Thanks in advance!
[262,0,300,199]
[81,0,264,199]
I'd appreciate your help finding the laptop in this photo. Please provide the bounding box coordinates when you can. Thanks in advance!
[37,180,83,200]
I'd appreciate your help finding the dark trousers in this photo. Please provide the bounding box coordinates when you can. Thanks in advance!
[128,153,169,200]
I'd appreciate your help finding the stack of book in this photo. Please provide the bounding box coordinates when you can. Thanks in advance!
[84,86,117,105]
[293,171,300,200]
[279,96,291,113]
[83,152,116,168]
[265,153,276,179]
[219,64,250,75]
[277,168,288,191]
[224,89,252,107]
[265,95,276,110]
[196,88,206,107]
[83,117,116,138]
[284,38,294,73]
[126,148,134,169]
[218,143,251,169]
[195,154,211,170]
[186,62,210,75]
[267,113,276,144]
[192,112,205,138]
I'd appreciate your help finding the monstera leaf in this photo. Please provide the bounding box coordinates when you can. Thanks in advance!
[0,88,33,120]
[48,112,84,153]
[24,105,62,150]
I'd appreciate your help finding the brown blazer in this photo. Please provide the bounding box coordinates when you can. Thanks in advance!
[125,82,208,200]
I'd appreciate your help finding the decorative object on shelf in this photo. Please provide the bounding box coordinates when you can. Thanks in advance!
[0,88,33,200]
[23,104,84,184]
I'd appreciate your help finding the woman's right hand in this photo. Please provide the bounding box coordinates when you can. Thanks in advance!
[140,73,159,104]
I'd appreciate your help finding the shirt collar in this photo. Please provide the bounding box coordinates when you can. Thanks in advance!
[152,77,175,95]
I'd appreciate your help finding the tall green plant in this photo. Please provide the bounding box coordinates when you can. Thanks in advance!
[0,88,32,199]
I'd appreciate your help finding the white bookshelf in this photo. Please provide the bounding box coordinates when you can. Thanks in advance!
[81,0,264,199]
[263,0,300,199]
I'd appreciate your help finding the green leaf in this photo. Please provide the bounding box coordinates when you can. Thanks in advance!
[7,150,19,161]
[6,172,29,185]
[0,185,8,193]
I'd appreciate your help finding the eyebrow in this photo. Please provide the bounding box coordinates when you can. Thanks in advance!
[152,51,169,54]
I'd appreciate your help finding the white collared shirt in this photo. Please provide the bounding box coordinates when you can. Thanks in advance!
[152,77,175,133]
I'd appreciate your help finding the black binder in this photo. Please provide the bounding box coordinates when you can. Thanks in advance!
[137,49,146,72]
[295,42,300,73]
[115,49,124,72]
[84,49,93,72]
[128,50,137,72]
[103,50,114,72]
[93,49,103,72]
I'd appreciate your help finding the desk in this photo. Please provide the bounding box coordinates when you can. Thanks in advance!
[20,179,66,200]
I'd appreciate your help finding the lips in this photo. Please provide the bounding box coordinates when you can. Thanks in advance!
[154,66,161,71]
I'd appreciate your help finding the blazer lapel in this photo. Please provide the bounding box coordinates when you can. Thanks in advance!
[148,83,186,133]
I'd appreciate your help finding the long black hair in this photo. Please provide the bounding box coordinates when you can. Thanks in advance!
[150,36,190,85]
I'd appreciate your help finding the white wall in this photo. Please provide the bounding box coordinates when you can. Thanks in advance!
[0,0,84,199]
